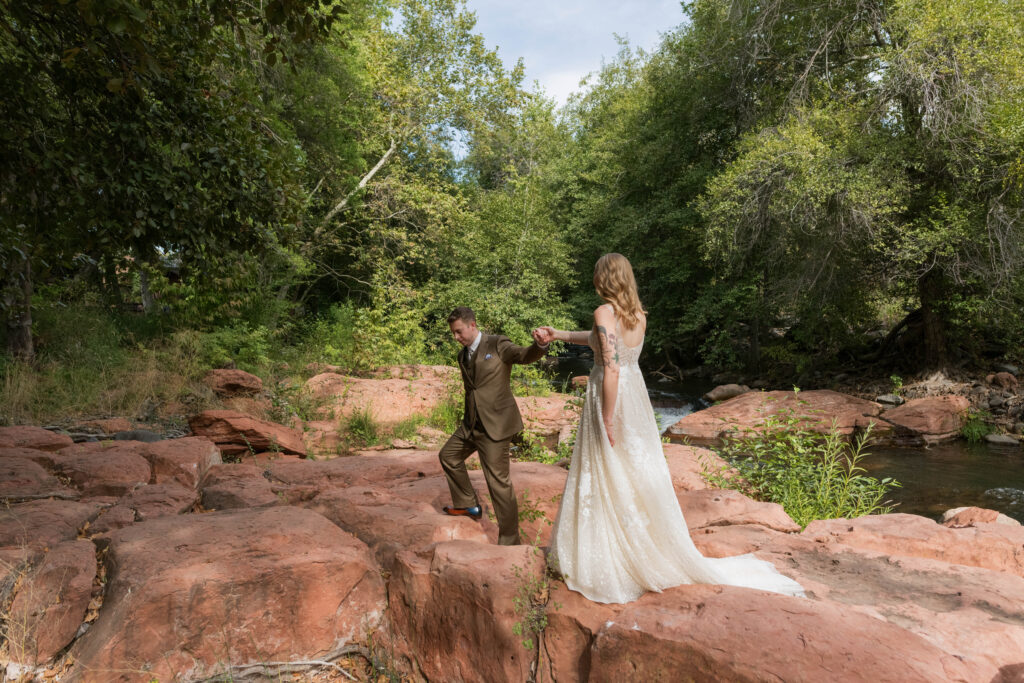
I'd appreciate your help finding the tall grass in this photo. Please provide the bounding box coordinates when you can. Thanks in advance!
[703,407,900,528]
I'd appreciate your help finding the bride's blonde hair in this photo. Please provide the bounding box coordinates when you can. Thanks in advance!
[593,253,646,329]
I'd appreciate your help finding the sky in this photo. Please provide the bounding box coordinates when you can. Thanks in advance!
[464,0,687,106]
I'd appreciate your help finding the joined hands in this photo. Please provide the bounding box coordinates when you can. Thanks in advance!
[531,326,556,345]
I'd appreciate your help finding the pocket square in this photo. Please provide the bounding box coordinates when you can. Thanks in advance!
[484,353,492,360]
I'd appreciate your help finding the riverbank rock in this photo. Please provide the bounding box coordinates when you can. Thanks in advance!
[517,394,580,448]
[144,436,222,489]
[943,506,1022,528]
[200,463,279,510]
[188,409,306,457]
[203,368,263,397]
[703,383,750,403]
[666,390,884,444]
[677,488,800,533]
[7,539,96,667]
[985,433,1021,446]
[880,395,970,444]
[70,507,386,683]
[0,426,73,452]
[802,513,1024,578]
[664,443,724,491]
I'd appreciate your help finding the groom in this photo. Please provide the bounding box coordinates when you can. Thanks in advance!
[439,306,549,545]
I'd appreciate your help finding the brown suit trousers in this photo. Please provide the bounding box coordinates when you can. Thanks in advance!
[439,334,546,545]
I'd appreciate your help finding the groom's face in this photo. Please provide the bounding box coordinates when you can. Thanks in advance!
[449,318,478,347]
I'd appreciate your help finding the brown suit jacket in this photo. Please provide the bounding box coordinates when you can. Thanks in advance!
[459,334,547,441]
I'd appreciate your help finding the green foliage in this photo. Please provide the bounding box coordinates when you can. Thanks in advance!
[427,378,463,435]
[191,324,273,374]
[704,406,900,528]
[512,431,562,465]
[961,410,994,444]
[344,406,381,448]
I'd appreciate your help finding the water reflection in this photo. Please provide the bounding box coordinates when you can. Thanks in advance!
[862,442,1024,523]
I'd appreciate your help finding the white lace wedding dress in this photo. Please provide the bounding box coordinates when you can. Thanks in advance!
[549,322,805,604]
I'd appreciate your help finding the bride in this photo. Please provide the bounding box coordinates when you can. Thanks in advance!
[536,253,804,604]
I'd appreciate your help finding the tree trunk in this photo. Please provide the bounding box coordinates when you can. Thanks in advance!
[918,269,948,369]
[4,255,34,362]
[136,247,155,313]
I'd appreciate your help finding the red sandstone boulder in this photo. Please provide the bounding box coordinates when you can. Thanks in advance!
[143,436,222,489]
[690,523,785,557]
[0,500,102,549]
[7,539,96,666]
[56,442,151,497]
[189,410,305,457]
[200,464,278,510]
[308,485,490,569]
[753,533,1024,680]
[116,482,198,521]
[304,371,454,425]
[571,375,588,388]
[802,513,1024,577]
[880,395,971,443]
[943,506,1021,528]
[202,369,263,397]
[70,507,386,683]
[89,505,137,535]
[517,394,580,447]
[678,488,801,533]
[386,540,544,682]
[302,419,344,457]
[0,456,78,502]
[667,390,884,444]
[664,443,722,492]
[540,582,625,682]
[268,449,443,491]
[0,426,73,452]
[0,447,66,470]
[588,584,975,682]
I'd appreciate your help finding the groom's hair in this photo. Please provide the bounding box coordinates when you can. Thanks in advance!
[447,307,476,325]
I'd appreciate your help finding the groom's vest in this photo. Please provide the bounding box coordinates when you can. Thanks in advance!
[459,333,545,441]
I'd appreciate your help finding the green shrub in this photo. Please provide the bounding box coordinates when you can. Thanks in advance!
[961,410,994,443]
[345,406,380,447]
[703,406,900,528]
[427,379,463,434]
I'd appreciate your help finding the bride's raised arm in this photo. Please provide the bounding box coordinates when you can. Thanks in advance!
[539,326,591,346]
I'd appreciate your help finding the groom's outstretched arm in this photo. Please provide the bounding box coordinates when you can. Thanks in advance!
[495,335,547,365]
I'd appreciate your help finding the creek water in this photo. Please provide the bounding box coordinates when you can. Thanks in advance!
[551,354,1024,523]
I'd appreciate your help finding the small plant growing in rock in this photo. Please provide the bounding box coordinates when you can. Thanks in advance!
[961,410,994,443]
[344,406,380,448]
[703,406,900,528]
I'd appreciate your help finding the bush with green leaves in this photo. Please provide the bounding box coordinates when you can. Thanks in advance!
[703,406,900,528]
[961,410,994,444]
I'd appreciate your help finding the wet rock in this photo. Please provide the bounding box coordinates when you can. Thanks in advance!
[985,433,1020,447]
[70,507,386,683]
[112,429,163,442]
[7,539,96,666]
[876,393,905,406]
[202,369,263,397]
[0,426,73,452]
[881,395,970,443]
[189,410,306,457]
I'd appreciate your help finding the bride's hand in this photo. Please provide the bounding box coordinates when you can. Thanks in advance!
[603,415,615,446]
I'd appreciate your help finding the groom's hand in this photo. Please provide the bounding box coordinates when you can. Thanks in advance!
[532,327,552,346]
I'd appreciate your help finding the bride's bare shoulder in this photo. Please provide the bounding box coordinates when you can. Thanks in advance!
[593,304,615,325]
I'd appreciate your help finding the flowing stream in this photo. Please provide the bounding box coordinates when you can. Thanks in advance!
[552,354,1024,523]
